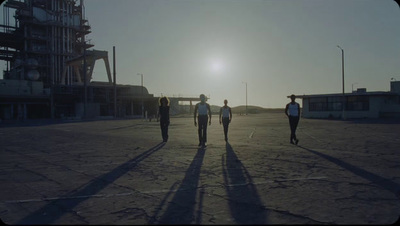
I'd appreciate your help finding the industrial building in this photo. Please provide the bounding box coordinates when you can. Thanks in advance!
[0,0,170,121]
[295,81,400,119]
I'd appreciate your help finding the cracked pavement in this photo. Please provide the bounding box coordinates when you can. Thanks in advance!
[1,113,399,224]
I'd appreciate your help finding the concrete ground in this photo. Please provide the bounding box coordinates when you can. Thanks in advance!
[1,112,399,225]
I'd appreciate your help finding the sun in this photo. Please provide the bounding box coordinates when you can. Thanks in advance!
[210,60,225,73]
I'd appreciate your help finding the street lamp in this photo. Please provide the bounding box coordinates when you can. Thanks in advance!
[242,81,247,115]
[337,45,345,120]
[137,73,144,118]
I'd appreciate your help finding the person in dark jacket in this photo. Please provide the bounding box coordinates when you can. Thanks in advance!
[158,96,170,142]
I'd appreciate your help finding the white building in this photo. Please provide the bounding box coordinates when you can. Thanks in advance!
[295,81,400,119]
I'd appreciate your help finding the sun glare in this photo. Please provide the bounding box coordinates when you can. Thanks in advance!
[210,60,225,73]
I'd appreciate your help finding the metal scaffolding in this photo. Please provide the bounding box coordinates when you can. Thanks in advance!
[1,0,94,85]
[0,0,157,121]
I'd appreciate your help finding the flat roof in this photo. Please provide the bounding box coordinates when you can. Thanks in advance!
[291,91,399,99]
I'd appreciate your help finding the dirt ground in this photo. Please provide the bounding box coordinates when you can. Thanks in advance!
[1,113,399,224]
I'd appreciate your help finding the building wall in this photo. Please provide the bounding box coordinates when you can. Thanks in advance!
[378,95,400,118]
[0,80,45,96]
[75,103,100,119]
[390,81,400,93]
[301,95,400,119]
[301,98,342,119]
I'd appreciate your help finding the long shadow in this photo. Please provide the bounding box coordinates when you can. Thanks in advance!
[298,145,400,197]
[17,142,166,225]
[222,142,267,224]
[155,147,206,224]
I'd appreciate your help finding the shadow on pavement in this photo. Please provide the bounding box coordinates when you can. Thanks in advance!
[17,142,166,225]
[222,142,267,224]
[154,147,206,224]
[298,145,400,198]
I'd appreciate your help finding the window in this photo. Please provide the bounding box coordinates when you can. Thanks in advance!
[309,96,343,111]
[309,97,327,111]
[308,95,370,112]
[327,96,343,111]
[346,96,369,111]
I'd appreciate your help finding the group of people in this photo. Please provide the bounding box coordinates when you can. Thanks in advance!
[157,93,301,147]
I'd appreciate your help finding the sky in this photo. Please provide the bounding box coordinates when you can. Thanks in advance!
[3,0,400,108]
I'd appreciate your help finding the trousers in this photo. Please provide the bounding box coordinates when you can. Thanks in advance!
[198,115,208,143]
[289,116,299,141]
[222,117,230,140]
[160,120,169,141]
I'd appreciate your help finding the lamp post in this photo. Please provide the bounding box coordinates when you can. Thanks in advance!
[137,73,144,118]
[337,45,345,120]
[242,81,247,115]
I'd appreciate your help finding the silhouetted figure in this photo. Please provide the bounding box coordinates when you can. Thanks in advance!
[285,94,300,145]
[219,99,232,142]
[158,96,170,142]
[194,94,212,147]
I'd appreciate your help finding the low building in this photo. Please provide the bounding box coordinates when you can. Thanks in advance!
[295,81,400,119]
[0,79,160,120]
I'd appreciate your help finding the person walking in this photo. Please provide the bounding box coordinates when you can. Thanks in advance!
[219,99,232,142]
[158,96,170,142]
[285,94,301,145]
[194,94,212,147]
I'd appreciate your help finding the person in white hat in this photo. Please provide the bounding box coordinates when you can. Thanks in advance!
[194,94,212,147]
[285,94,301,145]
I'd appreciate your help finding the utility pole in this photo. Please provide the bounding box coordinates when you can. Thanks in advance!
[337,45,345,120]
[113,46,116,118]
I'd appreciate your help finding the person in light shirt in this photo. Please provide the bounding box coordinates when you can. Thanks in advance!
[219,99,232,142]
[285,94,301,145]
[194,94,212,147]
